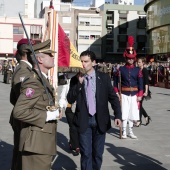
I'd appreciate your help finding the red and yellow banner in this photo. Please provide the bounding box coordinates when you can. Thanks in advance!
[44,8,82,88]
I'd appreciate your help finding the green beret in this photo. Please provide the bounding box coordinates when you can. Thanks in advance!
[33,39,56,54]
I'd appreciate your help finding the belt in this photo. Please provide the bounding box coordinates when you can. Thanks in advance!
[121,87,138,91]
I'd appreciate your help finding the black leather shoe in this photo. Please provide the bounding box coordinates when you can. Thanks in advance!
[72,148,80,156]
[146,116,152,126]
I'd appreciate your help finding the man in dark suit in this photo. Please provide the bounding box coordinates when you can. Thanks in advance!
[67,51,122,170]
[13,40,61,170]
[9,38,35,170]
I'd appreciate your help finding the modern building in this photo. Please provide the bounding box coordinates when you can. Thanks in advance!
[144,0,170,62]
[41,1,103,59]
[100,4,147,62]
[75,9,103,59]
[0,16,45,59]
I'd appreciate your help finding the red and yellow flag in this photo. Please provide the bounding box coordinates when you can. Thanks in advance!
[44,8,82,88]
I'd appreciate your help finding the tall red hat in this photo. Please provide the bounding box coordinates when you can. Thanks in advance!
[123,36,136,59]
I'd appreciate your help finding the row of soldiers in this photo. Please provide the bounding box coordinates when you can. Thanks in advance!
[0,60,14,83]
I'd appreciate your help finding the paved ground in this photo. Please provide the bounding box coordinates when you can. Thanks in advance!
[0,74,170,170]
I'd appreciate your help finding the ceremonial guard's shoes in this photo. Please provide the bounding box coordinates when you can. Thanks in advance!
[128,133,137,139]
[122,132,127,139]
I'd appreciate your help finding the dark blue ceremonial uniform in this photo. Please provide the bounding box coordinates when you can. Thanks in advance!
[114,64,143,96]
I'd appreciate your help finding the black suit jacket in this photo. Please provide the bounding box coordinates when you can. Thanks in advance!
[67,71,122,133]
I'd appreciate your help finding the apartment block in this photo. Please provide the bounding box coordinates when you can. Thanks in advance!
[75,9,103,59]
[100,4,147,62]
[0,17,45,59]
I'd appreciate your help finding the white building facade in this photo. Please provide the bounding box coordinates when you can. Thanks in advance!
[0,17,45,59]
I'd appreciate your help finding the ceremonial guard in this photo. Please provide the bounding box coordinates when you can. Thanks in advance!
[114,36,143,139]
[9,38,35,170]
[13,40,61,170]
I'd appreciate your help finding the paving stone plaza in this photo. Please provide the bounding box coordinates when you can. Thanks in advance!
[0,74,170,170]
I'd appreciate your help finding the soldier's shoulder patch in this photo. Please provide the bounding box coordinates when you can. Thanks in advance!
[26,88,35,98]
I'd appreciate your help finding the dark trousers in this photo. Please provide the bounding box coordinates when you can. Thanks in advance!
[3,72,10,83]
[79,116,106,170]
[65,107,79,149]
[11,125,22,170]
[139,98,148,121]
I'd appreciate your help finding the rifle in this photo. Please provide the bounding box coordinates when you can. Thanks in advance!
[118,70,122,139]
[19,13,54,107]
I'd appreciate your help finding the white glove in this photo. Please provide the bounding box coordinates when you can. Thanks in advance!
[46,109,59,122]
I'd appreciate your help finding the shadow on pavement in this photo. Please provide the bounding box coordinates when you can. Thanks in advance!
[0,140,13,170]
[107,127,121,139]
[52,151,78,170]
[157,93,170,96]
[105,143,167,170]
[53,132,78,169]
[59,117,68,124]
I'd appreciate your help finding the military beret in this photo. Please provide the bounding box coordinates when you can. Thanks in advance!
[17,38,36,52]
[33,39,56,54]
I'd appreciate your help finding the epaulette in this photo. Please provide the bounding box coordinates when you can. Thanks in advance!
[22,72,37,83]
[22,77,30,83]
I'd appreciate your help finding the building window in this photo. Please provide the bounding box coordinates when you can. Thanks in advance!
[78,31,101,40]
[137,35,147,42]
[107,14,112,20]
[13,26,24,34]
[119,28,127,34]
[30,34,40,39]
[107,26,113,34]
[62,17,71,23]
[78,16,102,26]
[13,42,18,49]
[30,25,42,40]
[117,35,127,42]
[118,42,127,52]
[137,42,145,50]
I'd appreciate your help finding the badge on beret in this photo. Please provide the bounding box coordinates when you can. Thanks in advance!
[26,88,35,98]
[20,77,25,82]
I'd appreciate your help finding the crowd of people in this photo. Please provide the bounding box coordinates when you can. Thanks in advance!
[0,59,17,84]
[0,36,169,170]
[96,60,170,87]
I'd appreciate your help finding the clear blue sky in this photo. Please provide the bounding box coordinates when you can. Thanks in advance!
[73,0,144,6]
